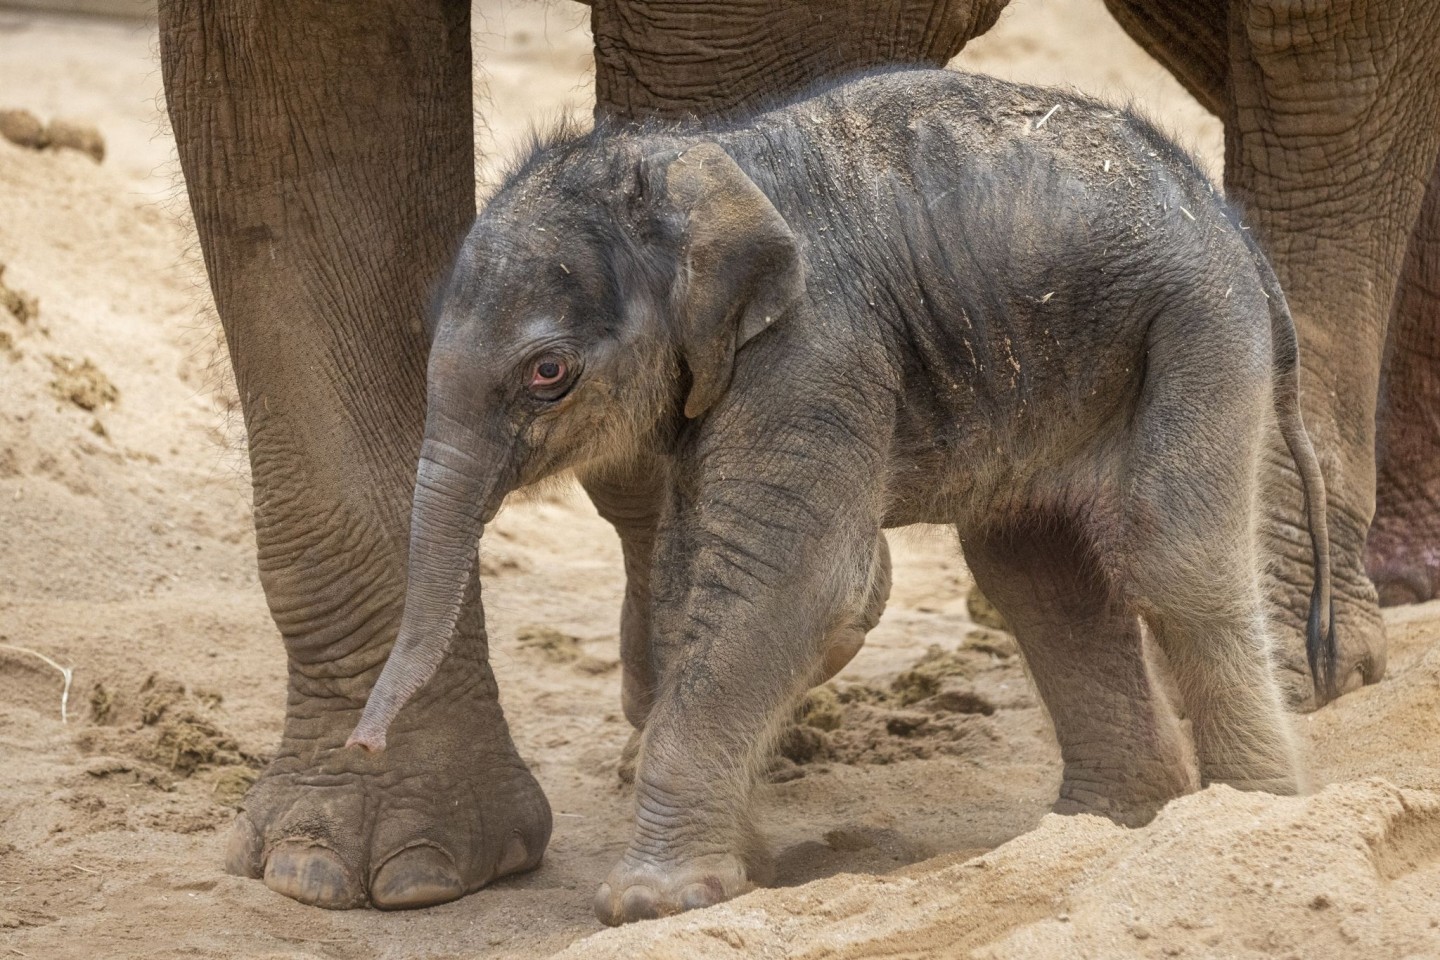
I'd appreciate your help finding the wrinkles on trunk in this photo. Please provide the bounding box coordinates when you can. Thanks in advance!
[589,0,1009,120]
[349,432,510,751]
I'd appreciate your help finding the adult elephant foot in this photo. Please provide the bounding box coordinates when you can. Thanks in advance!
[157,0,543,910]
[1368,484,1440,607]
[226,663,551,910]
[1369,153,1440,608]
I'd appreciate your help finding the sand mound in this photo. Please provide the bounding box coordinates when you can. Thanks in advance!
[555,601,1440,959]
[77,672,263,779]
[558,779,1440,960]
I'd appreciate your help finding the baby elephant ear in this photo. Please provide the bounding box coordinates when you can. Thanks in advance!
[665,142,805,419]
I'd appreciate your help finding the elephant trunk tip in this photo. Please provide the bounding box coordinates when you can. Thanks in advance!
[347,693,405,753]
[345,725,387,753]
[345,623,456,754]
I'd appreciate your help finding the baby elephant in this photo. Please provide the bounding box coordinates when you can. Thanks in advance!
[349,68,1335,924]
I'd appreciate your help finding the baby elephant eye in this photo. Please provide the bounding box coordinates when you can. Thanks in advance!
[528,356,569,391]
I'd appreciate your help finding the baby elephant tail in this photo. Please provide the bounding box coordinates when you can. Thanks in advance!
[1250,242,1339,704]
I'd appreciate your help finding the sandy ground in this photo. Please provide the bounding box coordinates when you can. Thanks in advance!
[0,2,1436,958]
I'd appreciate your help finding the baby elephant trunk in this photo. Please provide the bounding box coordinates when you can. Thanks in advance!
[347,434,506,752]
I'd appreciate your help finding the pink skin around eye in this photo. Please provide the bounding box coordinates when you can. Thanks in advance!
[529,359,567,389]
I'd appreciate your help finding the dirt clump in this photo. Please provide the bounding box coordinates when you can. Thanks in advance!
[0,108,105,160]
[783,643,1011,766]
[890,643,974,704]
[797,683,844,730]
[0,107,46,148]
[76,674,261,778]
[47,354,118,410]
[967,584,1011,631]
[1,263,38,324]
[517,624,617,674]
[45,118,105,163]
[209,766,260,809]
[517,625,582,662]
[480,549,525,576]
[88,679,116,723]
[965,625,1019,658]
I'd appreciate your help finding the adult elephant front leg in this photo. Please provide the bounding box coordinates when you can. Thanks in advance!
[161,0,549,909]
[1225,0,1440,703]
[1370,153,1440,606]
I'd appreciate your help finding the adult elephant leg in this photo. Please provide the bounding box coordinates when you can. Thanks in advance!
[1102,0,1228,117]
[1224,0,1440,705]
[1370,153,1440,605]
[587,0,1010,120]
[161,0,549,909]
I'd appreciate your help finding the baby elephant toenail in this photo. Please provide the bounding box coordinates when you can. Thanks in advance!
[679,879,725,912]
[593,882,619,925]
[620,885,663,922]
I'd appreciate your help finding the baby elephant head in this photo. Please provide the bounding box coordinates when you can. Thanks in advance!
[348,140,807,749]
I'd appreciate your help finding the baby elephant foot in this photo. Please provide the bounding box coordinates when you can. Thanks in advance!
[594,852,753,925]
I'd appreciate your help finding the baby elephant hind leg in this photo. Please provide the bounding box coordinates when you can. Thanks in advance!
[1125,314,1301,796]
[1130,510,1302,795]
[965,520,1197,827]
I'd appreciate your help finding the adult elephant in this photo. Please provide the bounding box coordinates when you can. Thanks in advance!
[159,0,1440,913]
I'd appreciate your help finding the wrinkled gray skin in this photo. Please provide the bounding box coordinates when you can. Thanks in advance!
[349,69,1334,925]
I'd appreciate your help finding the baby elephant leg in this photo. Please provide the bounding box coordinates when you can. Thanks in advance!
[1143,590,1299,794]
[1124,304,1301,796]
[1127,455,1300,793]
[581,463,665,722]
[965,520,1197,826]
[1126,476,1299,794]
[594,522,882,924]
[593,625,810,924]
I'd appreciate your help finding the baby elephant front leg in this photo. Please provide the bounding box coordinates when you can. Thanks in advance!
[594,477,884,924]
[594,709,771,924]
[593,620,801,922]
